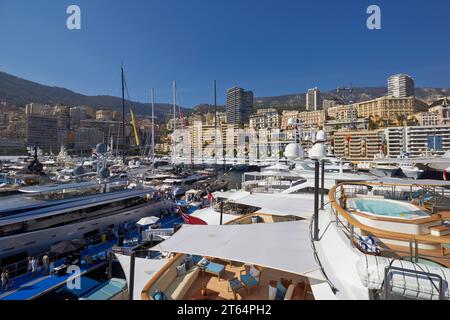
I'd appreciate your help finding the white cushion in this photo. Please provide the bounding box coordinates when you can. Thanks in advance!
[249,266,260,280]
[176,263,186,277]
[197,258,208,266]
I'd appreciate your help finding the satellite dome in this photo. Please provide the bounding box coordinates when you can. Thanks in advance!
[309,143,328,160]
[284,143,304,160]
[316,130,327,142]
[96,143,107,154]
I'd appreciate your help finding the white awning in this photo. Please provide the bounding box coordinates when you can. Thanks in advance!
[115,254,168,300]
[190,207,239,225]
[150,221,324,281]
[228,193,316,219]
[136,216,160,226]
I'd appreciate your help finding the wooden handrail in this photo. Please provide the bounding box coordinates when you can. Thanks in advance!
[328,184,450,246]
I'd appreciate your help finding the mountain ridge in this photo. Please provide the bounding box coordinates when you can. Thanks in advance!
[1,71,450,118]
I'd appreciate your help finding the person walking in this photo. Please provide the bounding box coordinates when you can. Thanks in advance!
[31,256,38,276]
[42,253,50,274]
[49,260,55,275]
[27,256,33,273]
[1,270,9,291]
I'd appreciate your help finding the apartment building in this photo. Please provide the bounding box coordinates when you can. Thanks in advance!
[333,130,383,161]
[226,87,254,125]
[384,126,450,157]
[25,115,58,150]
[280,110,325,129]
[388,74,415,98]
[249,109,280,130]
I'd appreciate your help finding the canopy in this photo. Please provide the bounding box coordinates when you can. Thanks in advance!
[136,216,160,226]
[150,221,324,281]
[50,239,85,254]
[190,207,239,225]
[228,193,316,219]
[115,253,169,300]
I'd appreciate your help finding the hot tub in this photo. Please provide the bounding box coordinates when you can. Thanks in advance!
[350,198,429,220]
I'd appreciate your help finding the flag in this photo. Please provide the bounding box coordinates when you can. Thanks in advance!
[181,212,207,225]
[346,134,351,144]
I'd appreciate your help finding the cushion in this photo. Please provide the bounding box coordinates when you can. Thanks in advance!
[284,284,296,300]
[166,267,200,300]
[249,266,260,280]
[152,290,167,300]
[176,263,186,277]
[241,274,258,287]
[184,256,194,270]
[280,278,292,289]
[205,262,225,274]
[197,258,208,267]
[275,282,287,300]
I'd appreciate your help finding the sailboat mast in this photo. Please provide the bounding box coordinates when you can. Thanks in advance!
[121,66,126,163]
[172,80,177,165]
[214,80,218,172]
[151,88,155,169]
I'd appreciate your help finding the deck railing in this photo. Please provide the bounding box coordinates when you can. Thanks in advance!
[328,182,450,264]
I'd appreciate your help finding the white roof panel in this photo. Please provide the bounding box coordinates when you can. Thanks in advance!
[150,221,324,280]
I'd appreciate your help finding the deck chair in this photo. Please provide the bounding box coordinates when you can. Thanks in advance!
[240,265,262,294]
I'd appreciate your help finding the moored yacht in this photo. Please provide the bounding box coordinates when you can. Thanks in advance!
[0,186,176,267]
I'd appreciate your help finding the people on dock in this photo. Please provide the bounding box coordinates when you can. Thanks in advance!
[42,253,50,274]
[1,270,10,291]
[49,260,55,275]
[31,257,38,276]
[27,256,33,272]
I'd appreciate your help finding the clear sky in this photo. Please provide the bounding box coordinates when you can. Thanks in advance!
[0,0,449,107]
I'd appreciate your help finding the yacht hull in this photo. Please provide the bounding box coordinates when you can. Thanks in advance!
[0,200,175,265]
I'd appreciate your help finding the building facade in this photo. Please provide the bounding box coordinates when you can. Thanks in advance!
[249,109,280,130]
[306,87,321,111]
[388,74,415,98]
[226,87,254,125]
[25,115,58,150]
[333,130,383,161]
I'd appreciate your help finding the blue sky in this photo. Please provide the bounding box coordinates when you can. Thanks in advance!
[0,0,449,107]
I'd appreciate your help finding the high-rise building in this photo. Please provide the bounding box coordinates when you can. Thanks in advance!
[226,87,254,125]
[69,106,87,127]
[25,115,58,150]
[388,74,415,98]
[306,87,321,111]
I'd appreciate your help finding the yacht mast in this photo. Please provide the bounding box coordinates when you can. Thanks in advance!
[151,88,155,170]
[172,80,177,165]
[214,80,218,172]
[121,66,126,163]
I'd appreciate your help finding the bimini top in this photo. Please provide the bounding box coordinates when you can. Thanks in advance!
[150,221,324,281]
[0,189,154,227]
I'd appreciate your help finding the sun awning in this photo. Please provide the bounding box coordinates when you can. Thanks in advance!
[228,193,316,219]
[115,253,169,300]
[150,221,325,281]
[136,216,160,226]
[190,207,239,225]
